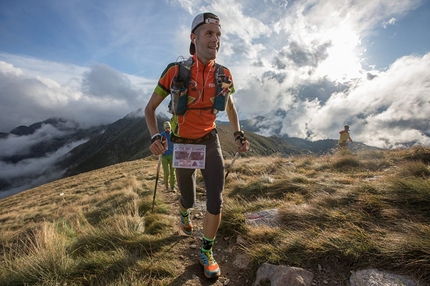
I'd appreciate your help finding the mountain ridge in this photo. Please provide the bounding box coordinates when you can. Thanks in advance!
[0,111,378,197]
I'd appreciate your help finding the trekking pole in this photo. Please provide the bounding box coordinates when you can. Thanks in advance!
[151,154,162,213]
[225,152,239,180]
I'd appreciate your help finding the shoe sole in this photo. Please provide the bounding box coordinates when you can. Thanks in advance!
[199,258,220,279]
[180,220,193,235]
[181,227,193,235]
[180,211,192,235]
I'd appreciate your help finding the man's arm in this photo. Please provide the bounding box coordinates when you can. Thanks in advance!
[145,91,167,155]
[225,95,250,153]
[145,92,164,135]
[225,94,240,132]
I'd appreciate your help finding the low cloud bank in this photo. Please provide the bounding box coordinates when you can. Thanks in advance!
[0,124,89,199]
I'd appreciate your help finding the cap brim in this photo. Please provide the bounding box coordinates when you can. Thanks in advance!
[190,42,195,55]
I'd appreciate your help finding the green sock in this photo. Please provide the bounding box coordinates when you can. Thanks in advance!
[201,236,215,252]
[180,209,189,217]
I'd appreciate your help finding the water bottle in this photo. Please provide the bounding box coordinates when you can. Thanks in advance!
[213,76,231,114]
[170,77,187,115]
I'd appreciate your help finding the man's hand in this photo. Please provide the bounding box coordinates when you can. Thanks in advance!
[149,136,167,155]
[234,131,250,153]
[236,137,250,152]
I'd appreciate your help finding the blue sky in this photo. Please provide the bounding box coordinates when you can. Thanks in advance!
[1,0,430,148]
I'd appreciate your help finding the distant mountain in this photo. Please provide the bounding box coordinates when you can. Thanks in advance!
[279,137,376,154]
[9,118,78,136]
[215,121,305,157]
[57,112,379,179]
[0,118,107,196]
[56,109,170,177]
[57,111,308,178]
[1,111,378,198]
[1,118,107,164]
[237,116,378,154]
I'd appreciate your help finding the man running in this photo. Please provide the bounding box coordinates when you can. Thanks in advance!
[338,124,353,149]
[145,12,250,279]
[160,121,176,191]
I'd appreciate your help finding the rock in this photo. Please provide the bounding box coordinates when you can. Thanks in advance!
[350,269,425,286]
[233,252,250,269]
[254,262,314,286]
[245,209,281,227]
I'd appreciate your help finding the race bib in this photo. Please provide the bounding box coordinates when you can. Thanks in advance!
[173,144,206,169]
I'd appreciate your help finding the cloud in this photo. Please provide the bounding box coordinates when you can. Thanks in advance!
[0,56,154,132]
[239,53,430,148]
[0,124,71,157]
[214,0,430,148]
[0,139,84,180]
[82,63,141,102]
[0,139,86,199]
[383,17,397,28]
[1,0,429,150]
[0,0,428,201]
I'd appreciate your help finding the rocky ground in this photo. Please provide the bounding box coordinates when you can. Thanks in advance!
[158,186,349,286]
[160,188,253,286]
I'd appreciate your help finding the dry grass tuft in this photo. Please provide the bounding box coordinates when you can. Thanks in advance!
[1,149,430,285]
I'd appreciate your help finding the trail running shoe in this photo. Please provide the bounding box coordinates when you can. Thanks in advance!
[180,211,193,235]
[199,249,220,279]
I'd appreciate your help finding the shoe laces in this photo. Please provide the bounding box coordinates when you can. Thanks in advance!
[181,213,191,226]
[201,250,216,265]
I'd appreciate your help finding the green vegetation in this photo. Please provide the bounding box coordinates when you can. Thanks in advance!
[0,147,429,285]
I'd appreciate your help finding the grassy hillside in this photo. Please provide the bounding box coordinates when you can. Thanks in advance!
[0,147,429,285]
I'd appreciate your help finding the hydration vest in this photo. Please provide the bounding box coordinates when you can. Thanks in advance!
[168,57,231,115]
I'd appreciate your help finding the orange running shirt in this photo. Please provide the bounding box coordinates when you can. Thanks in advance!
[154,54,235,139]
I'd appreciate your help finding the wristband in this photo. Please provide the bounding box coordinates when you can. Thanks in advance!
[235,135,245,142]
[234,131,245,143]
[150,134,161,144]
[233,130,244,138]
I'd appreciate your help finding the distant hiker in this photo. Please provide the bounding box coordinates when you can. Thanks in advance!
[338,124,353,149]
[160,121,176,192]
[145,12,250,279]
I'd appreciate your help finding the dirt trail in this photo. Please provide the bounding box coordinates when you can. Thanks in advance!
[158,186,254,286]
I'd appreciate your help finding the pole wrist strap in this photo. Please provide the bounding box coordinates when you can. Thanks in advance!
[151,133,161,143]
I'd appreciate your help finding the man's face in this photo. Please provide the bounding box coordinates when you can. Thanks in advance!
[194,23,221,62]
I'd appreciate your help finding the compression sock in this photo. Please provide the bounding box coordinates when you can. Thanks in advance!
[180,209,189,217]
[201,236,215,252]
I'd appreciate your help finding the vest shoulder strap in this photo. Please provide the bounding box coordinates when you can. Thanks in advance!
[177,57,192,88]
[177,57,225,88]
[169,59,228,114]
